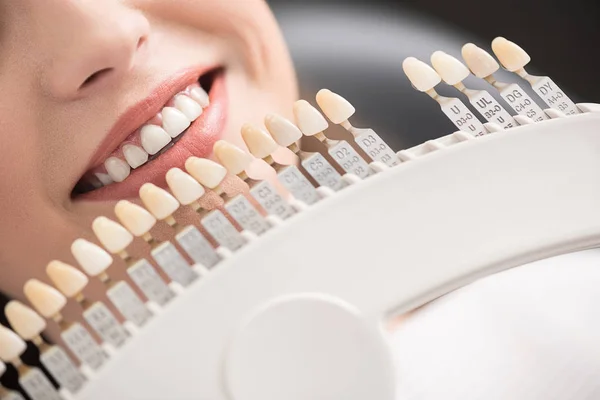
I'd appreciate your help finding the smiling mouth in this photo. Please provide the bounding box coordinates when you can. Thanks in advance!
[72,68,222,198]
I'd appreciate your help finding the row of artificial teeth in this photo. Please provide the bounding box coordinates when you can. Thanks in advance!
[98,85,210,186]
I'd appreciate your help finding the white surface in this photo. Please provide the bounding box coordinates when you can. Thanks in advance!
[293,100,329,136]
[492,37,531,72]
[316,89,356,124]
[78,111,600,400]
[402,57,441,91]
[430,51,470,85]
[461,43,500,78]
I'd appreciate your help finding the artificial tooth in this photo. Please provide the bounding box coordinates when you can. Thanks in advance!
[190,86,210,108]
[141,124,171,155]
[264,113,303,147]
[114,200,157,236]
[162,107,191,138]
[430,51,471,86]
[23,279,67,318]
[46,260,89,298]
[95,172,114,186]
[402,57,442,92]
[213,140,253,175]
[315,89,356,124]
[139,183,181,219]
[71,238,114,275]
[174,95,203,120]
[91,217,134,254]
[185,157,227,189]
[293,100,329,136]
[122,144,149,169]
[104,157,130,183]
[165,168,206,206]
[241,124,279,159]
[0,325,26,362]
[491,37,531,72]
[461,43,500,78]
[5,301,47,341]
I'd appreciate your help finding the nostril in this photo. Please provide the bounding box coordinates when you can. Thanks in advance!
[79,68,113,90]
[136,36,147,50]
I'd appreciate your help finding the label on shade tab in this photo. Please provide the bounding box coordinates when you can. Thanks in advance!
[249,180,296,220]
[176,225,222,268]
[19,367,63,400]
[531,77,579,115]
[468,90,517,129]
[40,346,87,394]
[499,83,548,122]
[277,165,320,205]
[225,195,272,235]
[439,98,487,136]
[83,302,129,348]
[151,241,199,287]
[106,281,153,328]
[351,128,400,167]
[328,140,371,178]
[201,210,247,251]
[301,153,346,191]
[61,322,108,370]
[127,259,175,306]
[2,390,26,400]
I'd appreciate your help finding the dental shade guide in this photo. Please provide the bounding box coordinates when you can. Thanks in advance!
[241,124,321,206]
[264,113,348,192]
[461,43,550,122]
[491,37,580,115]
[430,51,518,129]
[0,325,63,400]
[22,280,109,371]
[21,36,600,400]
[0,361,26,400]
[4,301,87,394]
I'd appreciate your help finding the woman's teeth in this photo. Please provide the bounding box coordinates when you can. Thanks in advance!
[91,85,211,188]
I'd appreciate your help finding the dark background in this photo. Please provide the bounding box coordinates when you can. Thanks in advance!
[268,0,600,148]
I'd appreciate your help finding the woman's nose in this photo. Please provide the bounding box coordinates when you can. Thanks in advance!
[41,2,150,99]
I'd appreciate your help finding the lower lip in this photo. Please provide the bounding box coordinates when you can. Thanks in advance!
[79,73,228,201]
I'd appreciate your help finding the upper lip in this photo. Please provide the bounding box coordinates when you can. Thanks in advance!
[86,66,215,170]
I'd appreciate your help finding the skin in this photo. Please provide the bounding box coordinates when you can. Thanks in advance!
[0,0,297,325]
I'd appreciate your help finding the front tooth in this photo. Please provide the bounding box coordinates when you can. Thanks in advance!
[104,157,130,182]
[190,87,210,108]
[122,144,149,169]
[95,172,114,186]
[141,124,171,155]
[162,107,190,138]
[174,95,203,120]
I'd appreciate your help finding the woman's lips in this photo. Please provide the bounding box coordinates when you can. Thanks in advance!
[78,73,228,201]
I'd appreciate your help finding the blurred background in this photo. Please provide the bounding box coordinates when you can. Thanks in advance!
[268,0,600,149]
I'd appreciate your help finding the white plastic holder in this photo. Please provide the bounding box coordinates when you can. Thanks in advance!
[78,109,600,400]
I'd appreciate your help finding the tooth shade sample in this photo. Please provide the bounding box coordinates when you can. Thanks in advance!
[0,325,26,362]
[190,87,210,108]
[139,183,180,219]
[174,95,203,120]
[122,144,148,169]
[213,141,253,175]
[241,124,278,159]
[430,51,470,85]
[462,43,500,78]
[141,125,171,155]
[185,157,227,189]
[5,301,47,341]
[264,113,302,147]
[115,200,157,236]
[402,57,442,92]
[104,157,130,183]
[71,239,114,275]
[491,37,531,72]
[316,89,356,124]
[47,260,90,297]
[23,279,67,318]
[92,216,134,254]
[166,168,206,205]
[293,100,329,136]
[161,107,191,138]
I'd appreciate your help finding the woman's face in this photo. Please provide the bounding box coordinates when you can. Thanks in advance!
[0,0,297,300]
